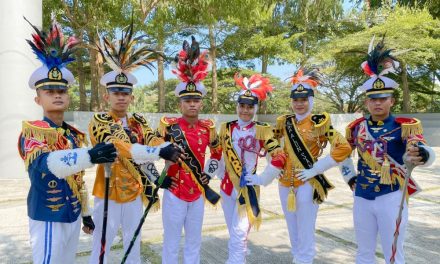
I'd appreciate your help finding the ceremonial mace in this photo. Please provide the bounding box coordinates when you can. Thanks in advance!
[120,163,170,264]
[390,154,415,264]
[99,162,112,264]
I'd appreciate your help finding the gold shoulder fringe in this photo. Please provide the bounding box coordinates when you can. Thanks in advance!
[275,115,287,138]
[208,119,217,144]
[401,118,423,140]
[255,122,274,141]
[22,121,58,146]
[158,117,170,137]
[24,147,50,170]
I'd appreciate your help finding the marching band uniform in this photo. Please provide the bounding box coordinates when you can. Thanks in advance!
[88,24,170,264]
[339,37,436,264]
[274,69,352,264]
[18,19,116,263]
[158,37,223,264]
[219,74,286,264]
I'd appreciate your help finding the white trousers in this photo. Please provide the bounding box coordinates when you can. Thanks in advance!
[29,217,81,264]
[279,183,318,264]
[162,190,205,264]
[354,191,408,264]
[90,196,143,264]
[221,189,251,264]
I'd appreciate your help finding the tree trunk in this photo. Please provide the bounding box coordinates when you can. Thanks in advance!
[89,46,99,111]
[400,61,410,113]
[76,50,88,111]
[89,33,105,111]
[157,26,166,112]
[208,24,218,113]
[261,53,268,74]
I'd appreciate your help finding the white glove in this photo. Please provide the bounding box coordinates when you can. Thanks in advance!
[338,157,357,184]
[418,145,436,167]
[131,142,167,164]
[47,148,93,179]
[297,155,338,182]
[245,164,281,186]
[204,158,221,179]
[297,167,318,182]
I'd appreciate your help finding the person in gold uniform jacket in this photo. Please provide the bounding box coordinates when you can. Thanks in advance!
[88,23,183,264]
[273,69,352,264]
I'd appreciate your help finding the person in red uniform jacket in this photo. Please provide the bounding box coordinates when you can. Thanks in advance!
[157,36,222,264]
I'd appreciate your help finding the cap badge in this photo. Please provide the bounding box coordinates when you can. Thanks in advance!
[48,67,62,80]
[373,78,385,89]
[186,82,196,91]
[115,73,128,84]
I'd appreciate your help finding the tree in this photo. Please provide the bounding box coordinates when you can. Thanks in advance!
[172,0,273,113]
[314,5,440,112]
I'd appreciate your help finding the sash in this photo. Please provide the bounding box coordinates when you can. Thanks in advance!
[223,122,261,225]
[167,123,221,206]
[285,115,333,203]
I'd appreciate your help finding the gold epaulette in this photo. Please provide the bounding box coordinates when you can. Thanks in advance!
[158,116,178,137]
[255,121,274,141]
[311,112,331,137]
[131,113,148,126]
[345,117,366,141]
[200,118,217,143]
[395,117,423,140]
[22,120,58,146]
[276,115,288,130]
[219,122,228,140]
[93,113,113,123]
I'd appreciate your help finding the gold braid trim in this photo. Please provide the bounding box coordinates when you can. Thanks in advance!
[401,119,423,140]
[22,121,58,145]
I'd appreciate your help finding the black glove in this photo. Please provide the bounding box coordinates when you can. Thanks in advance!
[201,172,211,185]
[417,143,430,163]
[348,176,357,191]
[88,142,117,164]
[159,143,184,163]
[82,216,95,231]
[156,176,173,189]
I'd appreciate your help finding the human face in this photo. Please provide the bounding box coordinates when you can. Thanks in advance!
[237,103,255,122]
[365,96,395,121]
[104,90,134,115]
[291,97,309,115]
[35,89,70,112]
[179,98,203,118]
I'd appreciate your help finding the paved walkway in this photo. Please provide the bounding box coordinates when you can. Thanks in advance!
[0,148,439,264]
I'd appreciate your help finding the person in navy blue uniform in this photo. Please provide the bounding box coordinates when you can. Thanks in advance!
[18,18,117,264]
[339,36,436,264]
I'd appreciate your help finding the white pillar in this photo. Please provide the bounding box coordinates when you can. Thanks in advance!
[0,1,42,179]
